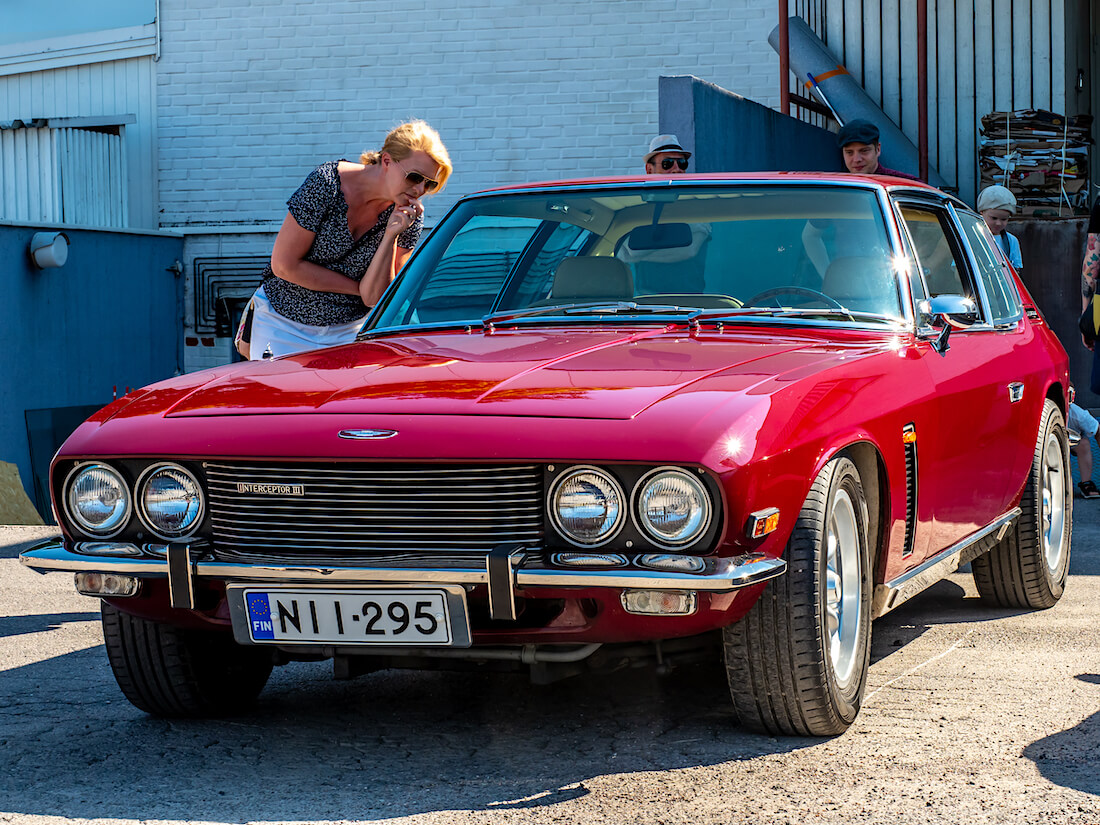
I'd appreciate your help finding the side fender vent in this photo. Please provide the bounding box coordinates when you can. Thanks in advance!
[902,423,918,558]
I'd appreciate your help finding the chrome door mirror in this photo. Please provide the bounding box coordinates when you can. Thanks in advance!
[918,295,979,355]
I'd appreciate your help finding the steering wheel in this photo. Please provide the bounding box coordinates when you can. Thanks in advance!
[746,285,846,311]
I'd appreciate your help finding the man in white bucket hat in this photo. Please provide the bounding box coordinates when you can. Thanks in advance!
[643,134,692,175]
[618,135,710,292]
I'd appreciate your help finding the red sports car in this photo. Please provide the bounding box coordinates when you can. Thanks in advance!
[22,173,1072,736]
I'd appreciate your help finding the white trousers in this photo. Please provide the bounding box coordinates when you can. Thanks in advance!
[237,285,366,360]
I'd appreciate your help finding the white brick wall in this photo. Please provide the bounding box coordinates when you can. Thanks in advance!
[163,0,782,371]
[157,0,780,229]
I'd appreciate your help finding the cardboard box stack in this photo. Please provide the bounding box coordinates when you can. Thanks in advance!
[978,109,1093,216]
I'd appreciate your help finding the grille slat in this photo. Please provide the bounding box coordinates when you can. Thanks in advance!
[205,462,544,556]
[211,515,540,527]
[207,495,542,507]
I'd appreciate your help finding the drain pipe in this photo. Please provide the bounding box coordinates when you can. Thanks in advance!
[778,3,790,115]
[917,0,929,181]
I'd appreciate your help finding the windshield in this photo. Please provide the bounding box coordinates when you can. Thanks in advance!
[367,184,905,332]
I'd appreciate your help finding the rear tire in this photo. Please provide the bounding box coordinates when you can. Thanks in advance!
[101,602,273,717]
[972,399,1071,608]
[723,455,872,736]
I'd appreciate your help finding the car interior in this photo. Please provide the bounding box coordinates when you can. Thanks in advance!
[371,185,1000,330]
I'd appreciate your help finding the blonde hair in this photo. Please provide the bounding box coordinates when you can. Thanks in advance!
[360,120,452,193]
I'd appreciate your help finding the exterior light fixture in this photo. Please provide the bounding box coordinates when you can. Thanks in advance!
[29,232,69,268]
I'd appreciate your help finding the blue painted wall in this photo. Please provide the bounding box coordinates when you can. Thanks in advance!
[660,75,845,174]
[0,224,183,510]
[0,0,154,46]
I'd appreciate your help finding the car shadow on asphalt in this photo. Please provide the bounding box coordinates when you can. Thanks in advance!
[868,576,1031,666]
[0,646,823,822]
[1022,674,1100,798]
[0,610,98,638]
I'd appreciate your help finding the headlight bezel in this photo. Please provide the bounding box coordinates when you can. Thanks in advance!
[136,461,206,540]
[548,465,627,548]
[545,463,719,553]
[633,466,713,549]
[63,462,133,539]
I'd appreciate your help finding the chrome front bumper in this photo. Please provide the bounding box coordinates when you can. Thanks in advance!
[20,539,786,619]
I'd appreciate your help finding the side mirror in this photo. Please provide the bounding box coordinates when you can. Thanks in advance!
[626,223,693,250]
[918,295,979,355]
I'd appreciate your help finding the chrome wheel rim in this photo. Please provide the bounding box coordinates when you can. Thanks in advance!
[1041,430,1067,577]
[825,487,861,690]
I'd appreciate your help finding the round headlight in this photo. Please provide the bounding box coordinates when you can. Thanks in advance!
[635,468,711,547]
[550,466,625,547]
[66,463,131,537]
[138,463,204,539]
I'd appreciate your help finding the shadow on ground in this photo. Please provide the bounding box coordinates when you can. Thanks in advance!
[0,611,97,639]
[1023,674,1100,798]
[0,643,814,823]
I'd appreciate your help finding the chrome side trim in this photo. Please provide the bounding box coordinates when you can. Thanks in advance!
[872,507,1021,618]
[20,540,786,593]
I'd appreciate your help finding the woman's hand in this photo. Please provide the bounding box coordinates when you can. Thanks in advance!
[386,195,422,235]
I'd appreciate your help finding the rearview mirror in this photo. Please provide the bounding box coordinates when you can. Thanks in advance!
[627,223,693,251]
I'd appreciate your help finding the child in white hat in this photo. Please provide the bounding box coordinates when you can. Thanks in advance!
[976,185,1022,271]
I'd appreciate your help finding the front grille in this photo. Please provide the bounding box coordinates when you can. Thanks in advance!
[204,462,544,557]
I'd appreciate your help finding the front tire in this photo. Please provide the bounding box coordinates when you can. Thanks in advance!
[723,455,872,736]
[101,602,273,717]
[972,399,1071,608]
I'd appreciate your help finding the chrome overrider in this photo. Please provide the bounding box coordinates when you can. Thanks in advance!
[20,540,787,618]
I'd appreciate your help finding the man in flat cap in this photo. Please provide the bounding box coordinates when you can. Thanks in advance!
[837,119,920,180]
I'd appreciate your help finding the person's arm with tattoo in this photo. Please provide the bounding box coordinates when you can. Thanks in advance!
[1083,233,1100,350]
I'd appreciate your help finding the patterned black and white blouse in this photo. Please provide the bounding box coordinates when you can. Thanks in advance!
[262,160,422,326]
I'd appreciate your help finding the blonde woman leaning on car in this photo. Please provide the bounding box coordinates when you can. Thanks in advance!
[236,120,452,359]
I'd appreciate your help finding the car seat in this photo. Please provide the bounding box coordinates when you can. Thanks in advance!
[532,257,635,305]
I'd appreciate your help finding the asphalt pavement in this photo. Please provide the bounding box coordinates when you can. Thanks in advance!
[1,506,1098,825]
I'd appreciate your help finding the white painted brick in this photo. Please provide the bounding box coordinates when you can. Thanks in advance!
[157,0,778,367]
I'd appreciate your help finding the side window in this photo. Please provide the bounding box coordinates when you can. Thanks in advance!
[898,205,970,299]
[956,212,1023,324]
[394,215,539,323]
[502,222,592,309]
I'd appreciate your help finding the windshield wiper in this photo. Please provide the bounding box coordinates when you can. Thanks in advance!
[482,302,692,327]
[687,306,879,325]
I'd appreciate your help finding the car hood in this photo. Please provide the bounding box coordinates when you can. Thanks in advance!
[146,327,892,422]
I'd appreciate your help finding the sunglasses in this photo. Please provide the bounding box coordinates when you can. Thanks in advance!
[394,158,440,192]
[660,158,690,171]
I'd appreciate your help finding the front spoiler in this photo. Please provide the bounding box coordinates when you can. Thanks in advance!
[20,539,786,618]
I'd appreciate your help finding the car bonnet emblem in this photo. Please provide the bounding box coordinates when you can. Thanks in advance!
[338,429,399,440]
[236,482,304,496]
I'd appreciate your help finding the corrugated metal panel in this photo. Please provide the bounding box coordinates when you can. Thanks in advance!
[0,56,155,227]
[802,0,1067,205]
[2,124,127,227]
[0,126,59,223]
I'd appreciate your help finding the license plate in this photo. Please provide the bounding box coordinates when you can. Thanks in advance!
[240,588,458,646]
